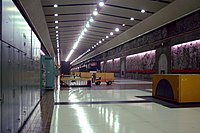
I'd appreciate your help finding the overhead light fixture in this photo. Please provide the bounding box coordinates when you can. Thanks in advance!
[96,43,99,45]
[115,28,119,32]
[84,28,87,32]
[102,39,105,41]
[55,26,58,29]
[55,20,58,23]
[89,17,94,22]
[86,22,90,28]
[73,42,79,49]
[130,17,134,21]
[54,14,58,16]
[54,4,58,8]
[65,49,74,62]
[141,9,145,13]
[92,46,94,49]
[56,31,58,33]
[106,36,109,39]
[110,32,113,36]
[93,10,98,16]
[56,34,58,36]
[81,32,85,36]
[99,41,102,43]
[99,2,105,7]
[56,37,59,39]
[94,45,96,47]
[122,24,125,26]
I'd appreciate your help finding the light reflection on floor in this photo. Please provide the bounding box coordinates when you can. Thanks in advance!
[50,79,200,133]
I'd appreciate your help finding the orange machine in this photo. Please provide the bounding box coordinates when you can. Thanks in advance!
[95,73,114,85]
[152,74,200,103]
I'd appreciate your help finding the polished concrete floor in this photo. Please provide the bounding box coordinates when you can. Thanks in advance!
[50,79,200,133]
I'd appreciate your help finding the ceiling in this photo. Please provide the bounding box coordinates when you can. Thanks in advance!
[41,0,174,63]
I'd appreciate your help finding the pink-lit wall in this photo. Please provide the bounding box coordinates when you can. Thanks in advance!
[126,50,156,71]
[171,40,200,71]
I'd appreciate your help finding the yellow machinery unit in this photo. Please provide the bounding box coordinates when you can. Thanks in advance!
[152,74,200,103]
[80,72,92,78]
[95,73,114,85]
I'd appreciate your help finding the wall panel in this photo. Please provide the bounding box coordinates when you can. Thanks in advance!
[1,0,41,132]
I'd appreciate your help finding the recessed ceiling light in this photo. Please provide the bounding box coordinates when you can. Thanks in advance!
[102,39,105,41]
[110,32,113,36]
[141,9,145,13]
[106,36,109,39]
[56,34,58,36]
[130,17,134,21]
[55,20,58,23]
[56,37,59,39]
[122,24,125,26]
[94,45,96,47]
[84,28,87,32]
[55,26,58,29]
[89,17,94,22]
[81,32,85,35]
[56,31,58,33]
[115,28,119,32]
[93,10,98,16]
[99,41,102,43]
[54,4,58,8]
[92,47,94,49]
[99,2,105,7]
[86,22,90,28]
[96,43,99,45]
[54,14,58,16]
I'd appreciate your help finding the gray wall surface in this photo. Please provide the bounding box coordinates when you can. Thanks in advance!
[1,0,41,132]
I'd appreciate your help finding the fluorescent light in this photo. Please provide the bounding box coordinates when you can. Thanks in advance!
[99,2,105,7]
[84,28,87,32]
[122,24,125,26]
[55,20,58,23]
[93,10,98,16]
[99,41,102,43]
[130,17,134,21]
[54,4,58,8]
[81,32,85,35]
[141,9,145,13]
[110,32,113,36]
[106,36,109,39]
[115,28,119,32]
[54,14,58,16]
[40,50,45,55]
[86,22,90,28]
[73,42,79,49]
[55,26,58,29]
[65,49,74,62]
[89,17,94,22]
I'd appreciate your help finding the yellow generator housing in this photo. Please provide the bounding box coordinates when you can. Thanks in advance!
[95,73,114,85]
[152,74,200,103]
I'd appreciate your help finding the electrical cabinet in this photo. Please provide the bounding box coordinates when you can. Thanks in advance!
[41,56,54,91]
[0,0,41,132]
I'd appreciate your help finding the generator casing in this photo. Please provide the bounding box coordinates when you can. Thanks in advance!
[152,74,200,103]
